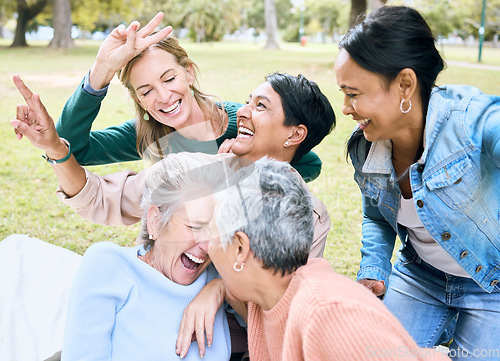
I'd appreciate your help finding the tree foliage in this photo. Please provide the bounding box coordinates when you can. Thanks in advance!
[171,0,240,42]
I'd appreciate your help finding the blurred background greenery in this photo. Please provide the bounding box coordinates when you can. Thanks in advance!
[1,38,498,279]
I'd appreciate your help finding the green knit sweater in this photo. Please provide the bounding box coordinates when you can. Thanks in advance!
[56,79,322,181]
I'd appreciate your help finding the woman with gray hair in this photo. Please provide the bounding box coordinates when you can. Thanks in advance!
[206,157,450,361]
[61,152,232,360]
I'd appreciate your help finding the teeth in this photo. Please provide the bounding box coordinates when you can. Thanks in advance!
[184,253,205,264]
[358,118,370,126]
[238,126,254,136]
[160,100,180,113]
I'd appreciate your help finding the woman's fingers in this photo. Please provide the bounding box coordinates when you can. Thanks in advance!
[137,12,164,37]
[218,139,236,154]
[13,74,35,108]
[195,316,206,358]
[358,279,386,296]
[136,12,173,50]
[176,310,196,359]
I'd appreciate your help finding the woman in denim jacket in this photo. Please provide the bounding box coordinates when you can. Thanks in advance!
[334,5,500,360]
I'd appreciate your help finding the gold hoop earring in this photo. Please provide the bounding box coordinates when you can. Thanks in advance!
[233,262,245,272]
[400,98,412,114]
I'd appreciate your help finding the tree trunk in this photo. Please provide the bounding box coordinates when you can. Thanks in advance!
[11,0,49,47]
[264,0,279,49]
[49,0,75,48]
[349,0,367,29]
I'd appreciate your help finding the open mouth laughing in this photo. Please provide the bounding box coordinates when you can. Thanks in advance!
[237,126,254,139]
[159,100,181,114]
[181,252,206,270]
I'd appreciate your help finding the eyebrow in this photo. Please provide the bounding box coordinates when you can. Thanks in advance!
[135,69,175,91]
[248,93,271,103]
[339,85,360,91]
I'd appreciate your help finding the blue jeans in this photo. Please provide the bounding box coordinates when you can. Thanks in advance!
[384,245,500,360]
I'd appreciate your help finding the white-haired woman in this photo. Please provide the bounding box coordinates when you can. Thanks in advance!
[62,152,232,360]
[206,157,450,361]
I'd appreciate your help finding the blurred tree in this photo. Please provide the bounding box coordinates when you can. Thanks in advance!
[11,0,48,47]
[349,0,366,28]
[264,0,279,48]
[172,0,240,42]
[49,0,74,47]
[304,0,344,42]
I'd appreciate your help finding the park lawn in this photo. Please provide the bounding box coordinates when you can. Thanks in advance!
[0,39,499,278]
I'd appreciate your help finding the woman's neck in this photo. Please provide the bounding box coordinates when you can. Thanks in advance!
[251,269,294,311]
[176,102,226,141]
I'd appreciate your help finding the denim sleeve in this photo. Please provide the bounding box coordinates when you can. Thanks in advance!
[357,194,397,285]
[82,70,109,97]
[481,96,500,168]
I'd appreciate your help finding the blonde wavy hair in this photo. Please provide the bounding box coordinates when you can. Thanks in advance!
[117,36,225,162]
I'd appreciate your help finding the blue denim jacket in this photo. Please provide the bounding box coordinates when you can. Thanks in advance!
[350,85,500,293]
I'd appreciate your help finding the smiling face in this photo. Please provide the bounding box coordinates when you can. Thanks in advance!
[147,195,214,286]
[129,47,196,130]
[231,82,294,162]
[334,49,404,142]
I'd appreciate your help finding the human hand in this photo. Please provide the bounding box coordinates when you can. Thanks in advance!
[218,139,236,154]
[358,279,386,296]
[90,12,173,89]
[11,74,68,159]
[176,278,225,359]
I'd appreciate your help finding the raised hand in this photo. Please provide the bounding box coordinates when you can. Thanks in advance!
[11,74,67,158]
[90,12,173,89]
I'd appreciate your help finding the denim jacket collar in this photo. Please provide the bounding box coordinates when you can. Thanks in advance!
[362,140,393,175]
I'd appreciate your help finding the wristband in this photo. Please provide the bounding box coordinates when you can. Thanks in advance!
[42,138,71,164]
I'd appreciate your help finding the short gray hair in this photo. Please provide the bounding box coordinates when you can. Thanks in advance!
[140,152,233,249]
[215,157,314,275]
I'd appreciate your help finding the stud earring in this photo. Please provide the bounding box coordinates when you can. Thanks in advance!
[148,234,154,240]
[284,141,289,147]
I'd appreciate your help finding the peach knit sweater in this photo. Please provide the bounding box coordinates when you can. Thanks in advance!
[247,258,450,361]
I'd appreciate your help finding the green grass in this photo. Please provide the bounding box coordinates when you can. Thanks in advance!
[1,39,499,278]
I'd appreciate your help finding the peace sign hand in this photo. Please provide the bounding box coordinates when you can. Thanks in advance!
[90,12,173,89]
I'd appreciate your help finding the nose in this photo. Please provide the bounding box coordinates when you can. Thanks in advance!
[156,85,171,103]
[342,96,354,116]
[197,240,209,253]
[236,103,251,120]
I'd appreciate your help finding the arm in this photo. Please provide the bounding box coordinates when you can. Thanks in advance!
[12,75,143,226]
[56,13,172,166]
[176,278,248,359]
[481,95,500,168]
[56,168,144,226]
[62,243,128,360]
[309,194,330,259]
[55,75,140,165]
[356,193,397,295]
[11,75,87,198]
[290,150,322,182]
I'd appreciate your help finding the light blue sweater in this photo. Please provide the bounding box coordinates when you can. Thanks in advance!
[62,242,231,360]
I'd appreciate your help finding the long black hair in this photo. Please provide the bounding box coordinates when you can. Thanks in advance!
[340,6,445,161]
